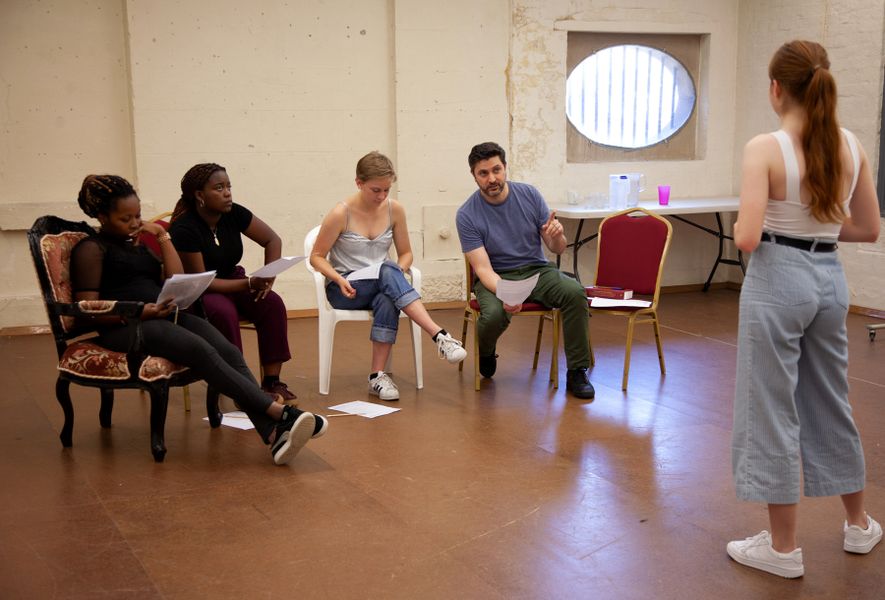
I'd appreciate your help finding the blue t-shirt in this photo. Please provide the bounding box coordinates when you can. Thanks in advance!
[456,181,550,272]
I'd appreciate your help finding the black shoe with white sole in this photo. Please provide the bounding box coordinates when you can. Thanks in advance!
[270,406,315,465]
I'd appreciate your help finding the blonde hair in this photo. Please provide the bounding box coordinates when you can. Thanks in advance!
[355,151,396,182]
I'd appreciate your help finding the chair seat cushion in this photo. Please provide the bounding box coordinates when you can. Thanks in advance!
[58,341,189,382]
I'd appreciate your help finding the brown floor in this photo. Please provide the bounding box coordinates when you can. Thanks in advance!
[1,289,883,599]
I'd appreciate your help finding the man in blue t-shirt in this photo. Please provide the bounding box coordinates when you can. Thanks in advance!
[456,142,594,399]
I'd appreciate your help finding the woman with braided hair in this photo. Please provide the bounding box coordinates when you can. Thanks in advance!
[71,174,327,465]
[727,40,881,578]
[169,163,296,403]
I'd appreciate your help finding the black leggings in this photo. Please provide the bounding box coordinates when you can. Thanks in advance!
[97,312,275,442]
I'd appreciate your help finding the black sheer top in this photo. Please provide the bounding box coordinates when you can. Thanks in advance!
[71,233,162,303]
[168,203,253,278]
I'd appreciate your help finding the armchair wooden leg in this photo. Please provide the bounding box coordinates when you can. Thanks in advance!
[56,378,74,448]
[99,388,114,428]
[148,385,169,463]
[206,387,222,429]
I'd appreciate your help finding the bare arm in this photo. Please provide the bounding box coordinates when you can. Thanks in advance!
[465,247,523,313]
[734,135,773,253]
[243,214,283,264]
[140,221,183,278]
[390,200,413,271]
[839,144,881,243]
[309,206,356,298]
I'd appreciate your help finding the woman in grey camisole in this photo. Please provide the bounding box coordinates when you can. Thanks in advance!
[309,152,467,401]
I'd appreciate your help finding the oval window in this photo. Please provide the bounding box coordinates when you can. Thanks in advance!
[566,44,696,149]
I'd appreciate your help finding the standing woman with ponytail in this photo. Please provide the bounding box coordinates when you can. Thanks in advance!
[168,163,297,403]
[727,41,881,578]
[71,175,327,465]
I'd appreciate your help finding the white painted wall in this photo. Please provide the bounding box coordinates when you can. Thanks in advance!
[1,0,882,329]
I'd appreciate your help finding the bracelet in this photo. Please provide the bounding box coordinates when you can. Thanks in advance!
[247,277,253,291]
[156,231,172,244]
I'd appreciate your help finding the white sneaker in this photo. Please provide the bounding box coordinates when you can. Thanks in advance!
[368,372,399,401]
[436,331,467,364]
[726,530,804,578]
[844,515,883,554]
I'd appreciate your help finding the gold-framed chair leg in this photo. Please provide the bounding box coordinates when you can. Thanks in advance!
[459,309,470,373]
[533,316,545,370]
[472,311,481,391]
[622,315,636,391]
[550,311,560,389]
[652,314,666,374]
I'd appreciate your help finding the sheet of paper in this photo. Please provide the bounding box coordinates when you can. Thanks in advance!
[345,262,384,282]
[590,297,652,308]
[249,256,305,278]
[156,270,216,309]
[327,400,401,418]
[202,411,255,430]
[495,273,540,306]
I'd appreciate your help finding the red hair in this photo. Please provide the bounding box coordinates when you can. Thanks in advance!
[769,40,845,224]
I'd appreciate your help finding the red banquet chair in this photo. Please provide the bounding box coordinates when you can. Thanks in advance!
[588,207,673,391]
[459,257,560,391]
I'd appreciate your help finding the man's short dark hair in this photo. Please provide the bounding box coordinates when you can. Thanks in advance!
[468,142,506,172]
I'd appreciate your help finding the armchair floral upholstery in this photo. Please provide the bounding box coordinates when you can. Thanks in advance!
[27,216,218,462]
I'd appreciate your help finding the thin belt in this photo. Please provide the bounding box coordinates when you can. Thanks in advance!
[761,232,837,253]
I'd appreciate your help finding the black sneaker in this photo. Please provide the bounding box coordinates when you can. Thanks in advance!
[566,368,595,399]
[479,354,498,378]
[312,414,329,439]
[270,406,315,465]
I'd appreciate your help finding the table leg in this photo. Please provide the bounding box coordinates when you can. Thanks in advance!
[556,218,598,283]
[670,212,744,292]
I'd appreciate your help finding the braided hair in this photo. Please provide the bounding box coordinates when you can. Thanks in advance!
[172,162,226,221]
[77,174,137,219]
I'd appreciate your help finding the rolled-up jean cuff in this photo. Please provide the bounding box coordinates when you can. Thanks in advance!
[371,325,398,344]
[393,289,421,311]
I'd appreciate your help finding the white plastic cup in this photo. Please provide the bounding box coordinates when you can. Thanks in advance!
[658,185,671,205]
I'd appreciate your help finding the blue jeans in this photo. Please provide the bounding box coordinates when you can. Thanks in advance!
[732,241,862,504]
[325,261,421,344]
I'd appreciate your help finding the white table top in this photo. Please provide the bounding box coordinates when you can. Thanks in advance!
[547,196,740,220]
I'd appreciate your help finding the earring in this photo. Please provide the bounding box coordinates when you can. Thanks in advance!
[198,199,205,208]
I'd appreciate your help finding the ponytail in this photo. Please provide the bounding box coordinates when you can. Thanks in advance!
[769,40,845,224]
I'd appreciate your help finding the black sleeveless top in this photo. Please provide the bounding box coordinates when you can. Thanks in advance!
[71,233,162,303]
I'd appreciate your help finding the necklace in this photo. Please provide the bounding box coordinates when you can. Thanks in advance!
[209,225,220,246]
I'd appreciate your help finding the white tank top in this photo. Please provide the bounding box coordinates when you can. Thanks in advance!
[327,199,393,274]
[762,128,859,241]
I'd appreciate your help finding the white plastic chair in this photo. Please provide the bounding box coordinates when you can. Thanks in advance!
[304,225,424,395]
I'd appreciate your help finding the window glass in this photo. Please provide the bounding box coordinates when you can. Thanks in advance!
[566,44,696,149]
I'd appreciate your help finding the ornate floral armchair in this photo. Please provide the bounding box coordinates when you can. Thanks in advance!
[27,216,220,462]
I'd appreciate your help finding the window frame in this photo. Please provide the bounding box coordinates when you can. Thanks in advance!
[565,31,706,163]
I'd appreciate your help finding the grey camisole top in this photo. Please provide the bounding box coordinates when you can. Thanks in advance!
[327,199,394,274]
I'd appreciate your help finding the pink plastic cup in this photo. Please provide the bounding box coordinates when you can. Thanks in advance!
[658,185,671,205]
